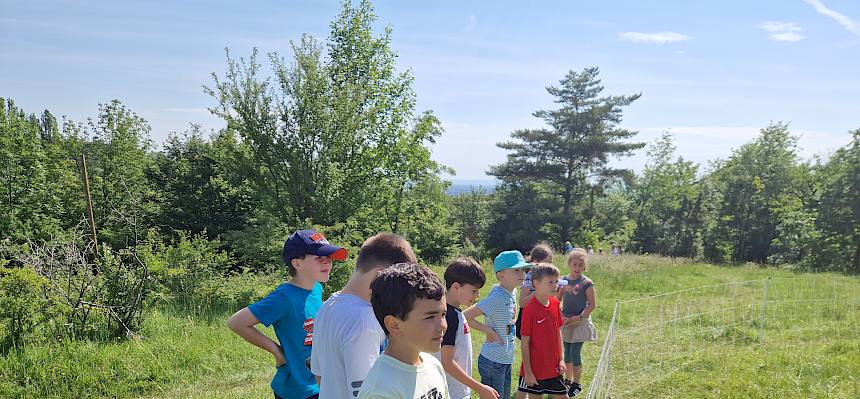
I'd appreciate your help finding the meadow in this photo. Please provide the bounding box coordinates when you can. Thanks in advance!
[1,255,857,398]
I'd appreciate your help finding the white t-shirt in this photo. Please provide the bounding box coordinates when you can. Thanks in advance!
[433,304,472,399]
[357,353,449,399]
[311,292,387,399]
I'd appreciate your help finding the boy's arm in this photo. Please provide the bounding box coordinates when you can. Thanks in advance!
[463,304,500,343]
[227,307,286,366]
[440,346,499,399]
[521,336,537,386]
[557,315,567,374]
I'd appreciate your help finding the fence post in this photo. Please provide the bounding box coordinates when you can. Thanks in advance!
[759,277,770,344]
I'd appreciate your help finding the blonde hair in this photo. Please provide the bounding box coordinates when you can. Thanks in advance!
[567,248,588,270]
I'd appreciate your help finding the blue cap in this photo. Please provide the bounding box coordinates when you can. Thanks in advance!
[282,229,348,266]
[493,250,531,273]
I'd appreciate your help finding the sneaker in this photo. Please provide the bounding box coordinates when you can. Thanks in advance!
[567,382,582,398]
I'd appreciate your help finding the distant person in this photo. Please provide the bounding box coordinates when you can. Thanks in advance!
[435,258,498,399]
[358,263,449,399]
[611,244,619,257]
[586,245,594,256]
[515,244,554,399]
[557,249,598,397]
[464,250,530,399]
[597,248,603,256]
[563,241,574,254]
[311,233,417,399]
[228,229,348,399]
[518,263,568,398]
[619,246,625,256]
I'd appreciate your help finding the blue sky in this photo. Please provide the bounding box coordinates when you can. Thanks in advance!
[2,0,859,179]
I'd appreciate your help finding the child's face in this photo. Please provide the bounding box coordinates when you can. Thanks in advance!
[452,283,481,307]
[568,257,585,276]
[532,274,560,297]
[294,255,333,282]
[393,296,448,354]
[496,268,525,290]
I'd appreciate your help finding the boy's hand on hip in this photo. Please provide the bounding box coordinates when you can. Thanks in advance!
[274,351,287,367]
[476,383,500,399]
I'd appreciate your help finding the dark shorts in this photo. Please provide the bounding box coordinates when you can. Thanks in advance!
[517,374,569,395]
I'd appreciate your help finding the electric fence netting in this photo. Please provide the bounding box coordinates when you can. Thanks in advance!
[586,275,860,398]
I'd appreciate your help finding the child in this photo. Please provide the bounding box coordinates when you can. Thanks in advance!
[563,241,574,254]
[464,250,530,399]
[557,249,598,397]
[518,263,568,398]
[311,233,417,399]
[436,258,499,399]
[228,229,348,399]
[358,263,450,399]
[515,245,556,399]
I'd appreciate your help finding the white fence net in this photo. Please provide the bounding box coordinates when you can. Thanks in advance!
[585,275,860,398]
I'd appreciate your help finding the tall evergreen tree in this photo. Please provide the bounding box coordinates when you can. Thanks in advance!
[489,67,644,243]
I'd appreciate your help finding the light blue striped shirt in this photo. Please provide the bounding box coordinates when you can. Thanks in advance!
[477,284,517,364]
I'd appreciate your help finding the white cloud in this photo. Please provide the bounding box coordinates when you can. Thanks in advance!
[618,31,690,45]
[803,0,860,36]
[758,21,804,41]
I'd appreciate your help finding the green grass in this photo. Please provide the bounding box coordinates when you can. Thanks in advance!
[1,255,858,398]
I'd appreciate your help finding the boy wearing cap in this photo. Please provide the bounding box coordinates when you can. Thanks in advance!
[464,250,530,399]
[228,229,348,399]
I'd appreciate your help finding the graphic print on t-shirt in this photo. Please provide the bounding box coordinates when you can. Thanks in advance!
[303,318,314,345]
[419,387,444,399]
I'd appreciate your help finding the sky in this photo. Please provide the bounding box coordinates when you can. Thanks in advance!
[2,0,859,180]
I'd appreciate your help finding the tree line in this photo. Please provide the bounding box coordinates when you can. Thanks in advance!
[1,0,859,350]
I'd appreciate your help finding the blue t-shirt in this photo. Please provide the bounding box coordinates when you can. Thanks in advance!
[249,282,323,399]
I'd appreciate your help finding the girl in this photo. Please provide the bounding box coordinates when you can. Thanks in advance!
[557,248,597,397]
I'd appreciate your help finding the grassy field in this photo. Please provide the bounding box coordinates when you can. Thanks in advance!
[1,255,858,398]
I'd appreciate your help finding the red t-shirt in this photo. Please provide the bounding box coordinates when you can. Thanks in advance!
[519,296,563,380]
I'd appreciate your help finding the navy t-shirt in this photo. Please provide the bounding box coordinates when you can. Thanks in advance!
[249,282,323,399]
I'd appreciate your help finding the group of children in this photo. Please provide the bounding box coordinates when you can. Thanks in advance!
[228,230,597,399]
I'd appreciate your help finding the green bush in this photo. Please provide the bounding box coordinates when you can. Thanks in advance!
[0,263,49,352]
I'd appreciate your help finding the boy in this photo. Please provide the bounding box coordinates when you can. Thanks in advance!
[464,250,530,399]
[358,262,449,399]
[228,229,348,399]
[518,263,567,398]
[311,233,417,399]
[437,258,499,399]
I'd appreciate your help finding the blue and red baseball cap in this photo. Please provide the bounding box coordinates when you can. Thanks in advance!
[282,229,348,265]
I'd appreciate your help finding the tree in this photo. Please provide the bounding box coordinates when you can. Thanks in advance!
[631,133,704,257]
[206,0,445,234]
[813,129,860,273]
[488,67,644,243]
[704,123,807,264]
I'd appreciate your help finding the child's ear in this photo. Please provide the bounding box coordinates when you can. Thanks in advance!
[383,315,401,336]
[291,258,302,270]
[451,282,461,291]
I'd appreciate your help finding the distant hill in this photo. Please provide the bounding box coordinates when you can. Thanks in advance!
[446,179,497,196]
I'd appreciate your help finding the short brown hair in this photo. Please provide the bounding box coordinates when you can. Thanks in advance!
[356,233,417,273]
[443,257,486,290]
[528,243,554,263]
[531,262,560,283]
[370,263,445,335]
